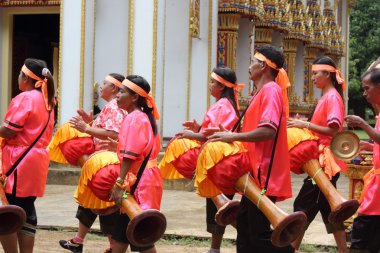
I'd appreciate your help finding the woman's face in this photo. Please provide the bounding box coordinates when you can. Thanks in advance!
[209,78,224,99]
[116,86,138,112]
[18,71,28,91]
[362,74,380,106]
[100,79,116,102]
[311,70,330,89]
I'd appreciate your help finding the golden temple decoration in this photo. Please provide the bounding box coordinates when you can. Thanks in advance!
[285,0,312,42]
[303,46,319,105]
[0,0,60,7]
[218,0,264,21]
[323,0,344,57]
[306,0,327,50]
[283,39,299,105]
[217,13,240,70]
[254,27,272,47]
[190,0,200,38]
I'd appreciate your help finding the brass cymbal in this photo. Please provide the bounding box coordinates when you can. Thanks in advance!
[331,131,360,161]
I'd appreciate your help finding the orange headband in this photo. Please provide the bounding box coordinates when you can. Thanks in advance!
[122,79,160,119]
[211,72,245,110]
[105,75,122,88]
[311,64,346,91]
[22,65,52,111]
[254,52,290,118]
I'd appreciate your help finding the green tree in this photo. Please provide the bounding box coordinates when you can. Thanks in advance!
[349,0,380,119]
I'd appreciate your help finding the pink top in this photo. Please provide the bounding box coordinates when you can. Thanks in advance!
[117,110,155,174]
[92,98,127,147]
[310,88,346,171]
[358,114,380,215]
[241,82,292,201]
[2,90,54,197]
[200,98,238,135]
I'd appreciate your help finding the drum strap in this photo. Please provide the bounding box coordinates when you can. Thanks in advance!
[130,147,153,195]
[6,111,52,194]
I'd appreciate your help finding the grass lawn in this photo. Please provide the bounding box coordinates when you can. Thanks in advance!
[353,129,370,140]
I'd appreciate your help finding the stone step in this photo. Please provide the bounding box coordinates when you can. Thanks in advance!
[46,151,195,191]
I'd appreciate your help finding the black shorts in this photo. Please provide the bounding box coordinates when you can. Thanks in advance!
[293,173,345,233]
[76,205,118,235]
[111,213,154,252]
[206,194,234,235]
[236,195,294,253]
[6,193,37,236]
[350,214,380,253]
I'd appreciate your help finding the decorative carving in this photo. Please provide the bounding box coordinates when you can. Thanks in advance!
[254,27,272,47]
[218,0,264,21]
[217,13,240,70]
[303,46,319,105]
[285,0,312,42]
[190,0,200,38]
[283,39,299,106]
[0,0,60,7]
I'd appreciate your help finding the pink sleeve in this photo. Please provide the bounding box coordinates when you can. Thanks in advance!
[3,94,32,132]
[200,99,238,134]
[326,95,344,128]
[257,86,282,130]
[118,116,151,160]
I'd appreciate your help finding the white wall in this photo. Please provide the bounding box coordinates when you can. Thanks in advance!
[94,0,129,108]
[236,18,252,97]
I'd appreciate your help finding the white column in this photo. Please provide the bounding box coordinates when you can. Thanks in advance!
[93,0,129,109]
[236,18,253,95]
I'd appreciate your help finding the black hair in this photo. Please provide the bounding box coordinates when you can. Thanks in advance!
[255,45,285,78]
[23,58,55,111]
[108,73,124,91]
[212,67,240,117]
[312,56,344,99]
[362,68,380,86]
[125,75,157,135]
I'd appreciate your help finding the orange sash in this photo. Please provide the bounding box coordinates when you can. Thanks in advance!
[318,144,341,180]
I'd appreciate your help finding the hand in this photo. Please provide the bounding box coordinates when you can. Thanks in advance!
[97,137,118,151]
[77,109,93,124]
[345,115,365,128]
[203,124,228,137]
[287,119,309,129]
[109,185,123,207]
[359,140,373,151]
[182,119,200,132]
[176,130,195,139]
[208,126,234,142]
[69,116,88,133]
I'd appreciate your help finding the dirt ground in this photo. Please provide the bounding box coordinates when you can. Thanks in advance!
[0,229,335,253]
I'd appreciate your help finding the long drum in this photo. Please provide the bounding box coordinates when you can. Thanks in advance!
[217,174,307,247]
[121,194,167,247]
[212,194,238,228]
[0,184,27,235]
[303,159,359,223]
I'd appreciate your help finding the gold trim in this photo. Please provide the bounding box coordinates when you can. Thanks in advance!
[0,0,60,7]
[79,0,86,109]
[58,1,64,125]
[186,0,193,120]
[207,0,212,108]
[152,0,158,97]
[91,0,96,110]
[127,0,135,75]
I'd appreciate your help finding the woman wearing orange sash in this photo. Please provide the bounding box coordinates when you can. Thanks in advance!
[346,67,380,253]
[159,67,242,253]
[54,74,127,253]
[0,58,55,253]
[108,75,160,253]
[198,46,294,252]
[287,56,348,252]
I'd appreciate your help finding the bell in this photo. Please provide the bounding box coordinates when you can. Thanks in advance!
[330,131,360,161]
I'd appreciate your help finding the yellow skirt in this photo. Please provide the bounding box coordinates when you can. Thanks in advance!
[48,122,91,164]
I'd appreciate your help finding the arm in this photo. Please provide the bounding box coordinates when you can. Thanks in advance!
[346,115,380,144]
[110,157,133,206]
[208,126,276,143]
[287,119,339,137]
[69,116,118,140]
[177,130,207,142]
[0,126,17,139]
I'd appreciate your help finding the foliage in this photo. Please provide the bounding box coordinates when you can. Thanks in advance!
[349,0,380,118]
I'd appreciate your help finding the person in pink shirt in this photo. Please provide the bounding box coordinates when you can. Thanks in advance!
[0,58,55,253]
[109,75,160,253]
[159,67,242,253]
[346,67,380,253]
[200,46,294,252]
[54,73,127,253]
[287,56,347,252]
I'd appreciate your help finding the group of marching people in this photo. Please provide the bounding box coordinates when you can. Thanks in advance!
[0,46,379,253]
